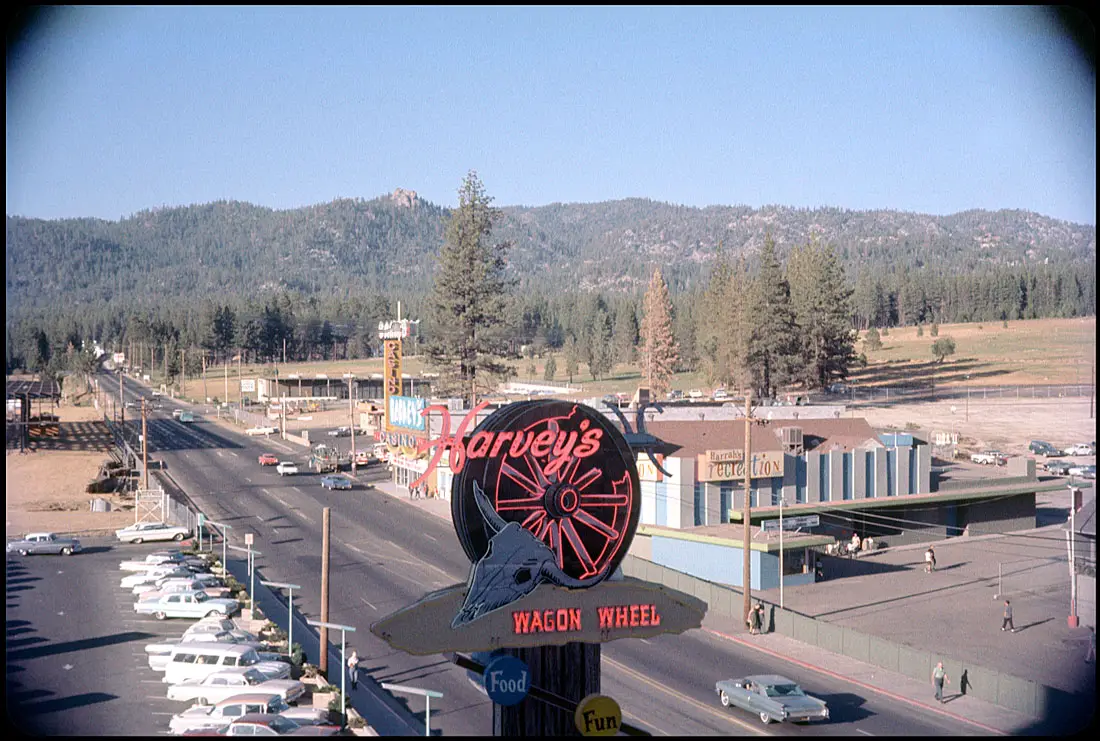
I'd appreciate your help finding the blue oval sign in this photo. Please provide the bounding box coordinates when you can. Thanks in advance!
[483,655,530,706]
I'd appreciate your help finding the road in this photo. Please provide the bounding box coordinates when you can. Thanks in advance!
[109,374,987,736]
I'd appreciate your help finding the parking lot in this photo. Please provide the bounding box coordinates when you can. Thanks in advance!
[6,539,232,735]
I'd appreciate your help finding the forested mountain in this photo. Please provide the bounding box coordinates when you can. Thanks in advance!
[5,190,1096,377]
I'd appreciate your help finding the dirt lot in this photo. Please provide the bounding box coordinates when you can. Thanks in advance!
[6,401,134,539]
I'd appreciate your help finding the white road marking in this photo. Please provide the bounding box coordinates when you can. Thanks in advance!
[216,451,225,458]
[423,534,437,542]
[639,638,652,645]
[347,544,363,554]
[360,597,377,610]
[62,664,74,670]
[245,477,252,483]
[856,730,875,736]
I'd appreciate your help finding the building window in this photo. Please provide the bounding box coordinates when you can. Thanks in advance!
[796,457,806,504]
[694,483,705,527]
[843,452,853,500]
[885,449,895,495]
[866,454,875,498]
[820,455,830,502]
[909,447,918,494]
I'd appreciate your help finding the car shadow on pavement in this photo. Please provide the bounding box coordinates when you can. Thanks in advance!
[77,546,115,555]
[5,631,158,661]
[928,562,969,572]
[813,692,873,722]
[16,691,117,717]
[5,577,42,587]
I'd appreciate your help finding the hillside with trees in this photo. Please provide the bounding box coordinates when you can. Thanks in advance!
[6,191,1095,391]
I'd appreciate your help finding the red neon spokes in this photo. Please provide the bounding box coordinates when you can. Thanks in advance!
[536,516,553,541]
[561,454,582,486]
[521,510,547,532]
[571,466,602,492]
[578,493,630,506]
[560,519,598,576]
[522,449,553,491]
[573,509,619,540]
[496,496,547,512]
[501,462,541,497]
[551,521,563,569]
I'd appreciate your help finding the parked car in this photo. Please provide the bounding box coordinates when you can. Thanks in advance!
[168,693,331,734]
[667,389,684,400]
[162,644,290,686]
[147,631,266,671]
[1069,464,1096,479]
[1065,443,1096,456]
[116,521,191,544]
[355,450,373,467]
[136,577,232,600]
[713,388,729,401]
[715,675,829,725]
[688,389,703,399]
[135,572,226,596]
[328,426,351,437]
[184,619,257,643]
[275,462,299,476]
[182,713,341,736]
[1045,460,1074,476]
[174,409,184,419]
[134,590,239,620]
[1028,440,1063,456]
[121,565,197,589]
[246,426,278,436]
[166,667,306,706]
[970,451,1007,466]
[319,475,352,490]
[258,453,279,466]
[119,550,207,571]
[6,532,82,556]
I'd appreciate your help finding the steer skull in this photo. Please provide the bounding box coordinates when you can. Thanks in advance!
[452,480,593,629]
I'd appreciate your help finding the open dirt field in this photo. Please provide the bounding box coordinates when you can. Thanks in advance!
[6,400,134,538]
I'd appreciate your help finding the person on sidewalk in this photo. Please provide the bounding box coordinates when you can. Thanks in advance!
[931,661,950,703]
[1086,626,1096,664]
[747,605,761,635]
[755,603,766,634]
[924,546,936,573]
[347,650,360,690]
[1001,599,1015,632]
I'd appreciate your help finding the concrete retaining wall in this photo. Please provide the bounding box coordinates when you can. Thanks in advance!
[621,552,1081,721]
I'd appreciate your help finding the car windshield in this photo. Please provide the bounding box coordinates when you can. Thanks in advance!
[765,684,804,697]
[193,591,209,602]
[267,716,300,733]
[240,651,259,666]
[244,669,266,684]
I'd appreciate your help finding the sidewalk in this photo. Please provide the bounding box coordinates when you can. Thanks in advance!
[360,472,1044,734]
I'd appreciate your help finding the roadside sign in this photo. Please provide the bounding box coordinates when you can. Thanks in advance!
[575,694,621,736]
[245,533,254,546]
[761,514,820,531]
[483,655,529,706]
[197,513,205,527]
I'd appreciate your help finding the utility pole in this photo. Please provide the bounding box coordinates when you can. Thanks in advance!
[224,357,229,409]
[742,390,753,625]
[202,352,208,404]
[141,399,149,490]
[164,345,168,393]
[349,377,357,476]
[282,337,287,366]
[238,349,243,404]
[119,370,125,426]
[319,507,331,674]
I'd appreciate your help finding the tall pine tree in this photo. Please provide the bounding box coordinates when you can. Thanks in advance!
[424,171,515,405]
[788,239,857,389]
[747,234,797,399]
[639,267,680,395]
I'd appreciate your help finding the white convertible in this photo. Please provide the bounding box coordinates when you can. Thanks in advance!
[135,590,239,620]
[115,522,191,544]
[165,667,306,705]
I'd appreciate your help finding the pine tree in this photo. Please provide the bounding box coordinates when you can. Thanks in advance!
[587,310,614,381]
[788,239,857,389]
[638,267,679,395]
[563,335,579,383]
[612,302,639,364]
[746,235,797,399]
[864,327,883,351]
[543,355,557,381]
[699,251,749,390]
[424,171,515,405]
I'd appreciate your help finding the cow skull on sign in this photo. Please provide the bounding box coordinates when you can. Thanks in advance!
[452,480,593,629]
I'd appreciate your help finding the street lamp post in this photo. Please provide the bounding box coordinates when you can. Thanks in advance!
[209,521,232,577]
[779,495,788,610]
[261,581,301,656]
[381,683,443,737]
[226,544,262,613]
[307,619,357,726]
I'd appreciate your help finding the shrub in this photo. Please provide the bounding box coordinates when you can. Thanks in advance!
[864,328,883,351]
[931,337,957,363]
[916,325,924,337]
[930,322,940,337]
[290,643,306,667]
[880,326,889,336]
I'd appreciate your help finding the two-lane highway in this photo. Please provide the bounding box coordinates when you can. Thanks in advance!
[109,374,991,735]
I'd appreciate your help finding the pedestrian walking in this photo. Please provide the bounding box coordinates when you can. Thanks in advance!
[756,603,766,634]
[931,661,949,703]
[747,605,761,635]
[347,650,360,690]
[1001,599,1015,632]
[1086,626,1096,664]
[924,546,936,573]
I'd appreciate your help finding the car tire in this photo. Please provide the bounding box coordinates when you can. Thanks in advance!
[759,712,772,724]
[720,691,730,707]
[134,537,144,544]
[154,611,167,620]
[19,549,29,556]
[61,547,73,556]
[206,610,222,617]
[197,697,209,706]
[174,533,185,541]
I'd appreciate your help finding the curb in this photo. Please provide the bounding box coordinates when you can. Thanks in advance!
[702,626,1010,736]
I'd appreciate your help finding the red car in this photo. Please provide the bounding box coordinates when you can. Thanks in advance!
[258,453,279,466]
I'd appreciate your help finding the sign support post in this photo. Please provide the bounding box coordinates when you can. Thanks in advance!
[261,580,301,657]
[309,619,356,726]
[381,683,443,737]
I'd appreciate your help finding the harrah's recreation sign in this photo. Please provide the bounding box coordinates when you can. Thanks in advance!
[409,401,605,489]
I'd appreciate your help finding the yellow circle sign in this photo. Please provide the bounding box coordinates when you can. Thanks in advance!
[575,694,622,736]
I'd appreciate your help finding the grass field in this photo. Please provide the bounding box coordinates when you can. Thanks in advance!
[171,316,1095,403]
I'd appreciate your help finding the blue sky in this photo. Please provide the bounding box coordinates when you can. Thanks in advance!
[5,6,1096,224]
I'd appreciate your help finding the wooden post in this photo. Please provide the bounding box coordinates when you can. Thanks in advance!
[142,399,149,490]
[742,390,752,625]
[320,507,331,674]
[494,643,600,736]
[202,352,208,404]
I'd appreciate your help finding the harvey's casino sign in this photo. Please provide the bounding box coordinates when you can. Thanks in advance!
[371,400,706,655]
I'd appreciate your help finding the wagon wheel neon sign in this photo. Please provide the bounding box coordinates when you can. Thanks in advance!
[454,401,640,586]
